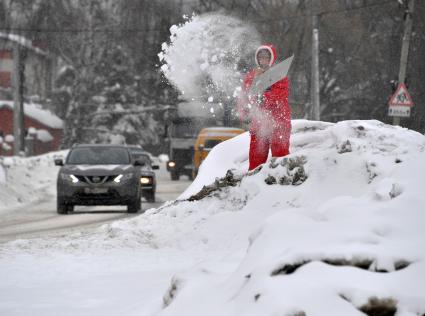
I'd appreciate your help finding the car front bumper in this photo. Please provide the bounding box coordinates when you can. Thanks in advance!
[57,178,139,206]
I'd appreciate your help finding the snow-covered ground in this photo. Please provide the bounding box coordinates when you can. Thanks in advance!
[1,120,425,316]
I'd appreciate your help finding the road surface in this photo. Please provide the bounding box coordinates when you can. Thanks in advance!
[0,164,192,243]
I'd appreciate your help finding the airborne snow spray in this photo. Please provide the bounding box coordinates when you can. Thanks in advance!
[159,13,261,102]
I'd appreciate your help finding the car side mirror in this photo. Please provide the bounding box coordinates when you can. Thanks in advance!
[134,159,146,166]
[152,165,160,170]
[54,158,64,166]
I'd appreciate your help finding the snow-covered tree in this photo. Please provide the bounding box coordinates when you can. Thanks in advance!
[88,45,161,146]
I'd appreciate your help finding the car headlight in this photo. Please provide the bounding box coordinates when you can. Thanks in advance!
[60,173,79,183]
[114,173,133,183]
[140,177,152,184]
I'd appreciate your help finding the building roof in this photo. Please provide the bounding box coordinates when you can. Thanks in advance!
[0,32,47,56]
[0,101,63,129]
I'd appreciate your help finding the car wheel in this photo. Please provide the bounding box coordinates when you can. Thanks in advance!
[127,198,141,213]
[146,191,155,203]
[188,171,194,181]
[57,198,71,214]
[171,171,180,181]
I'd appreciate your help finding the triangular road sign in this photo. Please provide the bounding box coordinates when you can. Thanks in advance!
[389,83,414,107]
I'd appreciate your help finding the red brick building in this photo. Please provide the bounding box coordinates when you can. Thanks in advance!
[0,32,61,156]
[0,101,63,156]
[0,32,54,100]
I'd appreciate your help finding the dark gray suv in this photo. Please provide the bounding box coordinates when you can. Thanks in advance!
[55,145,144,214]
[127,146,159,203]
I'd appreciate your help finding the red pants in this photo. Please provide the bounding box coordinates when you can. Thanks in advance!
[249,121,291,171]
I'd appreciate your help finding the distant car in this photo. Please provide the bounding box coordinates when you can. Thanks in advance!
[55,144,144,214]
[127,146,159,203]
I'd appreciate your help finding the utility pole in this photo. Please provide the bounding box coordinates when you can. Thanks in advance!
[12,43,25,156]
[393,0,415,126]
[311,0,320,121]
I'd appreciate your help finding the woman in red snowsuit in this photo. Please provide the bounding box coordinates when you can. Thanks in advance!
[238,44,291,171]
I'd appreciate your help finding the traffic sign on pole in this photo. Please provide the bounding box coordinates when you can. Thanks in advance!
[389,83,414,107]
[388,83,414,117]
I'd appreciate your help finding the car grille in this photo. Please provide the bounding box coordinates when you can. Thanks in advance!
[75,175,115,184]
[74,190,120,200]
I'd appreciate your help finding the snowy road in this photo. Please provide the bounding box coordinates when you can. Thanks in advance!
[0,164,192,243]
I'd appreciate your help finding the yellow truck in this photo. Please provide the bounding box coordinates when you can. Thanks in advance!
[193,127,245,178]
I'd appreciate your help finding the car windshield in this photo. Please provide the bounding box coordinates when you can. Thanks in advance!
[67,147,130,165]
[130,152,151,166]
[204,139,222,149]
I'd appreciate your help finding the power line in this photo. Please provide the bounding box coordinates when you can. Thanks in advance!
[0,27,167,34]
[0,0,398,34]
[318,0,396,17]
[252,0,396,23]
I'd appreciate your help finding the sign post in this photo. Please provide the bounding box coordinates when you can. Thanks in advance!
[392,0,415,125]
[388,83,414,119]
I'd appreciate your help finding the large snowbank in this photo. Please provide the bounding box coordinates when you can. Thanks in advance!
[1,120,425,316]
[158,120,425,316]
[0,151,67,214]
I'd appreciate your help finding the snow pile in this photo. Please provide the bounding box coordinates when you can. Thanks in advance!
[0,151,67,214]
[159,13,260,99]
[157,120,425,316]
[1,120,425,316]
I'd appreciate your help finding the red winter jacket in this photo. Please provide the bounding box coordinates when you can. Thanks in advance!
[237,44,291,132]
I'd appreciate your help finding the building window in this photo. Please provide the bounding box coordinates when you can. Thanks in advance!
[0,72,11,88]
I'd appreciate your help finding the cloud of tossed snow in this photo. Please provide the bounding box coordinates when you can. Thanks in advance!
[159,13,261,100]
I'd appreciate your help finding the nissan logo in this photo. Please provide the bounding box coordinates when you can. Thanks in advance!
[92,176,101,183]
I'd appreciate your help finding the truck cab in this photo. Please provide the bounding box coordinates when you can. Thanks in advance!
[193,127,245,178]
[166,117,202,180]
[165,101,225,181]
